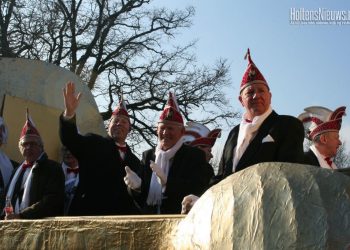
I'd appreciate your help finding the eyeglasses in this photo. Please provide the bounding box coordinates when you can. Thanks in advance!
[20,141,40,147]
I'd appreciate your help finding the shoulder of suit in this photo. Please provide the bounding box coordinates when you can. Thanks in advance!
[179,144,205,158]
[142,148,155,157]
[275,114,303,127]
[278,114,299,121]
[228,124,240,135]
[43,158,61,168]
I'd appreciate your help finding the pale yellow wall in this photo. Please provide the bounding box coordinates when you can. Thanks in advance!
[0,58,107,163]
[2,95,62,163]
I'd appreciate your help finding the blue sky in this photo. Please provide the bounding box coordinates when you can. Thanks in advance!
[152,0,350,156]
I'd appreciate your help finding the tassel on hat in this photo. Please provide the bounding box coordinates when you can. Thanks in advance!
[240,48,269,92]
[20,108,42,142]
[298,106,346,140]
[112,95,130,122]
[159,92,184,125]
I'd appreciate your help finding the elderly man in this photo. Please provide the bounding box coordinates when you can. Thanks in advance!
[183,121,221,164]
[5,110,64,219]
[60,82,140,215]
[182,49,305,213]
[298,106,346,169]
[214,49,305,181]
[124,92,210,214]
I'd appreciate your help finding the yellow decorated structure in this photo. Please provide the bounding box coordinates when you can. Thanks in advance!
[0,58,106,162]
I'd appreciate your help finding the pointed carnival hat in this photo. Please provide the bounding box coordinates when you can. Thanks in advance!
[240,48,269,92]
[298,106,346,140]
[183,121,221,147]
[20,109,42,142]
[159,92,183,125]
[112,95,130,122]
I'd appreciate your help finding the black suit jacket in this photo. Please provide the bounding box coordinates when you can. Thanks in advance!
[17,153,64,219]
[135,144,210,214]
[304,150,321,167]
[213,111,305,184]
[59,114,140,215]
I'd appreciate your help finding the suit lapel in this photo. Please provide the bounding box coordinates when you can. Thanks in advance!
[235,111,278,171]
[223,126,239,176]
[168,145,185,176]
[307,150,320,167]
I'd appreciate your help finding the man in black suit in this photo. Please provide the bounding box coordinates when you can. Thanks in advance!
[298,106,346,169]
[5,110,64,219]
[60,82,140,215]
[214,49,305,182]
[181,49,305,213]
[124,92,210,214]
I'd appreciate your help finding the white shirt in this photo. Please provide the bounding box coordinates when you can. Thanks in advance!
[310,145,337,169]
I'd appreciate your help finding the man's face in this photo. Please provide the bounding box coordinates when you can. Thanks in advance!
[157,122,185,151]
[239,83,272,119]
[19,137,43,163]
[62,148,78,167]
[322,131,341,157]
[108,116,130,143]
[197,145,213,162]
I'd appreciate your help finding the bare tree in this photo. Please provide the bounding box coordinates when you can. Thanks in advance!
[0,0,239,148]
[334,143,350,168]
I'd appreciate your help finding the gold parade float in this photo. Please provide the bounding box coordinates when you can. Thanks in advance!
[1,59,350,249]
[0,163,350,249]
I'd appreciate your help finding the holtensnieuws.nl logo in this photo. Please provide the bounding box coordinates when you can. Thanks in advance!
[290,8,350,25]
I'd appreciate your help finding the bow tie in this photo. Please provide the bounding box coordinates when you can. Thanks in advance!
[245,119,252,123]
[117,145,127,153]
[324,157,333,168]
[67,167,79,174]
[22,162,33,170]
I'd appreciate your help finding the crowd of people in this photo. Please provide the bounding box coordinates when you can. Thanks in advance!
[0,49,346,219]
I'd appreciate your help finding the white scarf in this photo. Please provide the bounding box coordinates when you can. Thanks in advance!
[6,163,33,213]
[310,145,337,169]
[232,107,272,172]
[146,138,184,206]
[0,150,13,187]
[6,152,44,213]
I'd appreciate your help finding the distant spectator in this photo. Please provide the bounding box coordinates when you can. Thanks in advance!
[5,110,64,219]
[183,121,221,163]
[298,106,346,169]
[181,121,221,214]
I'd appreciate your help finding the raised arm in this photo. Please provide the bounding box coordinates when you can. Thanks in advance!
[63,81,82,117]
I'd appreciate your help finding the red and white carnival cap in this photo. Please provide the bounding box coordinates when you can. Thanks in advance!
[240,48,269,92]
[298,106,346,140]
[183,121,221,147]
[112,96,130,122]
[159,92,184,125]
[20,109,42,142]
